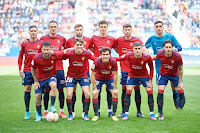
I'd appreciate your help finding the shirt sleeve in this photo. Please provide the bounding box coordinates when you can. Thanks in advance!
[116,53,129,61]
[112,38,118,48]
[112,60,118,71]
[18,43,25,70]
[64,40,70,49]
[62,37,67,49]
[171,35,182,51]
[91,61,97,72]
[88,36,94,49]
[88,51,97,61]
[52,51,64,60]
[145,37,152,49]
[31,56,38,69]
[177,54,183,66]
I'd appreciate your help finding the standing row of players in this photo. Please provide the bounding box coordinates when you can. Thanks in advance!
[18,20,185,121]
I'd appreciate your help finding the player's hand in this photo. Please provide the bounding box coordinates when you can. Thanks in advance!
[19,70,25,78]
[177,82,183,90]
[147,82,153,90]
[143,50,149,55]
[34,81,40,91]
[93,89,98,97]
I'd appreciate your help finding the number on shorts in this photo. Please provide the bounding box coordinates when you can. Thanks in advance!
[96,80,100,85]
[66,77,73,83]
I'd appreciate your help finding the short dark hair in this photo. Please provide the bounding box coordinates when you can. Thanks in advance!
[29,25,38,31]
[74,38,84,45]
[163,40,173,47]
[154,21,163,25]
[100,47,111,54]
[133,42,142,47]
[74,24,83,29]
[48,20,58,27]
[42,41,51,47]
[123,24,132,29]
[99,20,108,26]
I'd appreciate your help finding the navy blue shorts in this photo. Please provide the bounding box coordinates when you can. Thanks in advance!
[95,79,114,90]
[126,77,149,87]
[35,76,57,94]
[56,70,66,89]
[158,75,179,87]
[22,71,34,85]
[120,72,128,85]
[66,77,90,87]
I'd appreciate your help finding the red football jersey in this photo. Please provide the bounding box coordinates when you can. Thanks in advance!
[116,53,154,80]
[63,49,96,78]
[18,39,43,71]
[156,50,183,76]
[89,35,117,57]
[91,57,118,80]
[32,52,64,81]
[116,36,143,72]
[64,36,91,49]
[40,34,66,70]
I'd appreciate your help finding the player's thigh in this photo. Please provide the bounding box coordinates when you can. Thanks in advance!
[169,75,179,88]
[158,75,169,87]
[66,77,77,88]
[126,76,139,90]
[81,86,90,98]
[66,87,74,98]
[140,77,150,88]
[22,71,34,86]
[24,85,32,92]
[95,79,104,90]
[56,70,65,89]
[48,76,57,90]
[120,72,128,85]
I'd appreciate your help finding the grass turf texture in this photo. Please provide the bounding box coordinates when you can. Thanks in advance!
[0,66,200,133]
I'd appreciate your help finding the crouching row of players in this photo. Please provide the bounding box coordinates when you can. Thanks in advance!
[22,38,185,121]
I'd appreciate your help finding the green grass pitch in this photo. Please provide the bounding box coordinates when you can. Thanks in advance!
[0,66,200,133]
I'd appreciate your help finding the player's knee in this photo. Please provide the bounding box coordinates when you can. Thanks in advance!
[67,93,72,99]
[85,92,90,99]
[50,83,57,90]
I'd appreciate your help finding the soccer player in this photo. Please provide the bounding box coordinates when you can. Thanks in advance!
[18,25,43,119]
[144,21,184,109]
[62,38,96,121]
[115,24,145,118]
[151,40,185,120]
[31,41,63,121]
[64,24,91,118]
[91,47,118,121]
[88,20,117,117]
[115,42,156,120]
[40,21,67,119]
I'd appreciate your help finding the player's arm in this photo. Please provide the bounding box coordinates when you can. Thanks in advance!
[141,46,149,55]
[171,35,182,52]
[151,55,157,60]
[114,53,128,61]
[18,44,25,78]
[91,71,97,90]
[31,67,40,91]
[113,70,118,90]
[178,65,183,88]
[143,37,152,54]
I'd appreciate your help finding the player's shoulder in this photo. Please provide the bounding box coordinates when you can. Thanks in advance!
[172,50,181,58]
[94,57,102,63]
[34,53,43,59]
[109,57,116,63]
[83,36,91,40]
[57,34,66,39]
[157,49,165,55]
[107,35,115,39]
[164,32,175,38]
[40,34,49,39]
[117,36,125,40]
[91,35,98,39]
[83,49,91,54]
[67,37,75,41]
[142,53,151,59]
[67,49,75,53]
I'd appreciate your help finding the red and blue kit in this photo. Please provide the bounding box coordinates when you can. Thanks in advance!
[89,35,117,57]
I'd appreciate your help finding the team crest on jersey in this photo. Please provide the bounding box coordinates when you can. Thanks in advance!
[107,40,110,44]
[82,57,85,61]
[84,41,86,44]
[109,66,112,69]
[171,60,174,64]
[130,43,133,46]
[57,40,60,44]
[51,60,54,64]
[141,61,144,65]
[37,45,40,49]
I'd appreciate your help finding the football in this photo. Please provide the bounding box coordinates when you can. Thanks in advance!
[46,112,59,122]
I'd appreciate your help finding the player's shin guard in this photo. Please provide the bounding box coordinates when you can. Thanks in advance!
[177,89,185,108]
[93,99,99,116]
[43,89,50,110]
[72,92,76,112]
[58,89,65,109]
[112,98,118,116]
[51,96,56,106]
[124,90,132,112]
[24,91,31,111]
[106,87,112,110]
[82,92,85,112]
[134,86,141,113]
[157,90,164,115]
[121,86,126,113]
[173,90,180,108]
[147,90,154,112]
[66,98,72,115]
[36,105,42,116]
[84,98,90,115]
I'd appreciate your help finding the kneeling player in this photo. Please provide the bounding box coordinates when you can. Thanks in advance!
[91,47,119,121]
[152,40,185,120]
[115,42,156,120]
[31,41,64,121]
